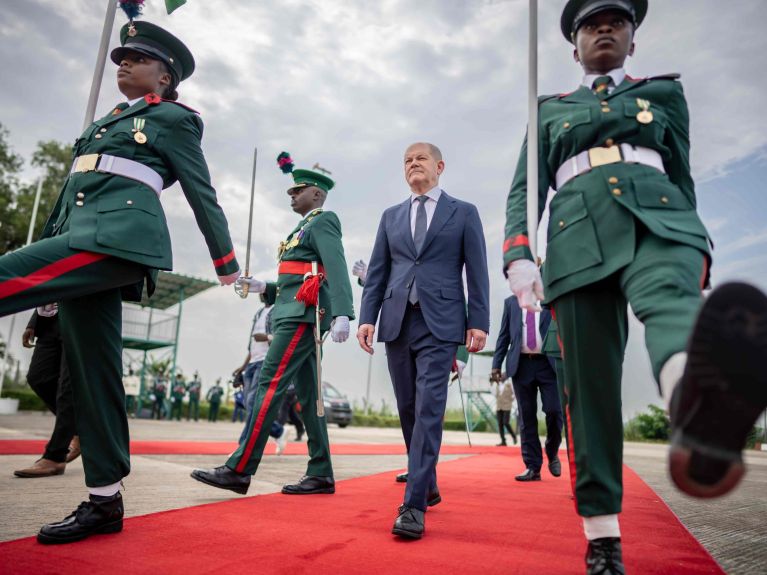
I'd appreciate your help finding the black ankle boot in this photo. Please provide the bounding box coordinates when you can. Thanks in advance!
[585,537,624,575]
[37,493,124,545]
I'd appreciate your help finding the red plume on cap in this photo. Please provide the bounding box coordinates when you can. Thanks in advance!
[277,151,294,174]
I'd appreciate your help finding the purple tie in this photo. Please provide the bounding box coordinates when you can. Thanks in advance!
[526,311,536,351]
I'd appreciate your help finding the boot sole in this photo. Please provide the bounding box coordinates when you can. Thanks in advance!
[190,471,249,495]
[392,526,423,539]
[14,469,65,478]
[37,519,123,545]
[669,282,767,498]
[427,495,441,507]
[281,487,335,495]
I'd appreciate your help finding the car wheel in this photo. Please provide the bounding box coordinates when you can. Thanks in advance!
[338,423,348,428]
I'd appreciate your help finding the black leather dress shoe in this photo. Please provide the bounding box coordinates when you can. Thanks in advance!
[395,472,408,483]
[586,537,625,575]
[549,456,562,477]
[282,475,335,494]
[427,488,441,507]
[515,468,541,481]
[392,505,425,539]
[191,465,250,495]
[669,282,767,498]
[37,493,123,544]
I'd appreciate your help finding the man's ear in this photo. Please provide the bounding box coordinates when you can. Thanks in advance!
[573,48,581,64]
[437,160,445,175]
[628,41,635,57]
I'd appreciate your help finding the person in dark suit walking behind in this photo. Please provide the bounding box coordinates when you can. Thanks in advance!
[491,295,563,481]
[358,142,490,539]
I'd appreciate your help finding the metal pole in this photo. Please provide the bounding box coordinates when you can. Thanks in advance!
[82,0,118,132]
[237,147,258,299]
[170,288,185,382]
[26,178,44,246]
[457,376,472,448]
[526,0,539,260]
[364,354,373,414]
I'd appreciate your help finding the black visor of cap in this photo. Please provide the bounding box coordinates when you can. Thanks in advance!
[573,0,636,34]
[110,43,180,82]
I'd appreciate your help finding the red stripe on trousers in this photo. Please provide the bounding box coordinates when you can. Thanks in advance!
[700,256,710,290]
[0,252,108,299]
[235,323,308,473]
[552,305,577,503]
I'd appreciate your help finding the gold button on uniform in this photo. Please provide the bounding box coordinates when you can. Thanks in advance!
[608,177,618,184]
[660,196,669,204]
[602,107,611,113]
[563,121,571,129]
[612,188,622,197]
[126,200,133,205]
[94,134,102,139]
[559,220,565,228]
[605,138,614,147]
[99,128,107,133]
[76,192,85,199]
[75,201,84,207]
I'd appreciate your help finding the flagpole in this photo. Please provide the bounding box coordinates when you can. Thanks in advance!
[82,0,118,132]
[527,0,539,260]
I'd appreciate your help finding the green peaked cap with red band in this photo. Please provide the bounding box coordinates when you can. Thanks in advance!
[111,21,195,82]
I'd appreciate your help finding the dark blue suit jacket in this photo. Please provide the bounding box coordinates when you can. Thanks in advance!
[359,191,489,343]
[492,295,554,377]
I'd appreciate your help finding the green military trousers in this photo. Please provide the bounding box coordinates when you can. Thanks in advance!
[551,230,706,517]
[0,233,144,486]
[226,319,333,477]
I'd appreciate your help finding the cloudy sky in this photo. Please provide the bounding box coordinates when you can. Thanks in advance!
[1,0,766,417]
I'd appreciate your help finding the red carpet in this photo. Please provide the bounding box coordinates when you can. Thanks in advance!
[0,451,723,574]
[0,439,511,456]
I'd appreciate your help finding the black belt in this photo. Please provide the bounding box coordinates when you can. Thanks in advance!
[409,301,421,309]
[522,353,545,360]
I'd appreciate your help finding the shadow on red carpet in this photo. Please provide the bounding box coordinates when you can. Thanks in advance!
[0,451,723,574]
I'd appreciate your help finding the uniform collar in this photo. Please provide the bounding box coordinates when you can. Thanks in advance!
[581,67,626,90]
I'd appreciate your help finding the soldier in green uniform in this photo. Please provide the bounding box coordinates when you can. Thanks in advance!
[0,21,239,544]
[187,372,202,421]
[151,376,168,420]
[170,373,186,421]
[192,160,355,496]
[206,379,224,422]
[503,1,767,572]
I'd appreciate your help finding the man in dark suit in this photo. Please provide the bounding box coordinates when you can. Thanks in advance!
[491,295,563,482]
[358,142,490,539]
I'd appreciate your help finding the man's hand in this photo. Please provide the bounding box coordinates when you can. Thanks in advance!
[330,316,350,343]
[253,333,269,342]
[22,328,36,348]
[465,329,487,353]
[351,260,368,282]
[235,276,266,293]
[490,368,502,383]
[506,260,544,311]
[37,303,58,317]
[357,324,376,354]
[219,269,242,286]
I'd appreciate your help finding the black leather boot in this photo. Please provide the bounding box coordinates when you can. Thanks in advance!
[392,505,425,539]
[281,475,335,494]
[585,537,625,575]
[191,465,251,494]
[37,493,124,544]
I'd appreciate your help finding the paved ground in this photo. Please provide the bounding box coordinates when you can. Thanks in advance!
[1,412,765,574]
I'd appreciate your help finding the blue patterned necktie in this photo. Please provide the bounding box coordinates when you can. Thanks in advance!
[409,195,428,304]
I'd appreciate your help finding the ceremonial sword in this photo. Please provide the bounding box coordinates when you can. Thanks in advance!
[236,147,258,298]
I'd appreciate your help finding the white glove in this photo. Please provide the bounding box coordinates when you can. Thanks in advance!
[37,303,58,317]
[330,316,350,343]
[506,260,544,311]
[235,276,266,293]
[351,260,368,282]
[455,360,466,380]
[218,269,241,286]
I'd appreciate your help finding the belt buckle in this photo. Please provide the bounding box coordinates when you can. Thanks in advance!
[588,146,621,168]
[74,154,99,173]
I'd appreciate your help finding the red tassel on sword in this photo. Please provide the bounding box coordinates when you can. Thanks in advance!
[296,271,324,306]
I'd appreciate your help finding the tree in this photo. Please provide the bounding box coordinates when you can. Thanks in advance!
[0,122,72,252]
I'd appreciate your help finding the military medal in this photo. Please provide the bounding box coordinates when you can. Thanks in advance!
[132,118,147,144]
[636,98,654,124]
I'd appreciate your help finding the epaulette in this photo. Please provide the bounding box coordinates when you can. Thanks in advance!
[144,92,200,114]
[538,94,559,104]
[647,73,681,81]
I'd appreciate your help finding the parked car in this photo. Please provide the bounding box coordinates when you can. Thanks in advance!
[322,382,353,427]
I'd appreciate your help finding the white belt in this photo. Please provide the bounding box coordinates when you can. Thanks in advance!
[555,144,665,190]
[70,154,163,197]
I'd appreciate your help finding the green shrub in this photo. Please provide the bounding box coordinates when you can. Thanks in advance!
[0,389,47,411]
[624,405,669,441]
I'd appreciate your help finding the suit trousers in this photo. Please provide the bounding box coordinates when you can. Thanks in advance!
[227,320,332,477]
[26,325,75,463]
[512,355,562,471]
[552,231,705,517]
[385,305,457,511]
[0,233,144,486]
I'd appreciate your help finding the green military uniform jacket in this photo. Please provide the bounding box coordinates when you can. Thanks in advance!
[262,209,355,330]
[171,380,186,401]
[42,93,239,297]
[504,75,711,303]
[206,385,224,404]
[187,381,202,399]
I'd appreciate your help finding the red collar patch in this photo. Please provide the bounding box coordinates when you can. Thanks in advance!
[144,93,162,105]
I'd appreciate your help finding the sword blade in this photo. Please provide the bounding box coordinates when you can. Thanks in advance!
[245,147,258,276]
